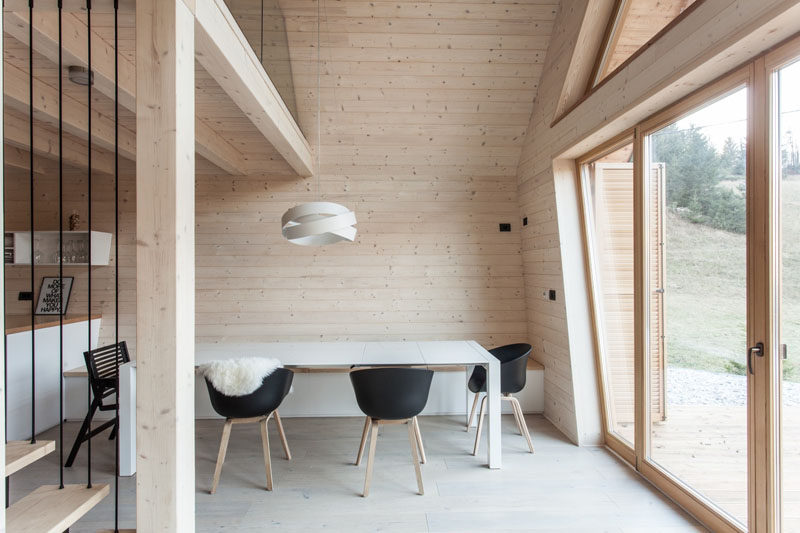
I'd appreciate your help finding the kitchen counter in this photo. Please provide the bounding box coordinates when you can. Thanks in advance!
[5,314,102,335]
[5,314,101,440]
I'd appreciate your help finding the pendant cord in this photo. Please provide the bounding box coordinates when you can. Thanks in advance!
[86,0,92,490]
[28,0,36,447]
[58,0,64,490]
[260,0,264,63]
[316,0,321,200]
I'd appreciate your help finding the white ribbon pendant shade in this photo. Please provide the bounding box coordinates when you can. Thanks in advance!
[281,202,357,246]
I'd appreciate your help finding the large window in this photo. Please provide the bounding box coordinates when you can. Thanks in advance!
[580,36,800,530]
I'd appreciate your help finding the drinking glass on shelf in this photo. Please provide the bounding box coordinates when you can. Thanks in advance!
[78,239,88,263]
[33,237,41,264]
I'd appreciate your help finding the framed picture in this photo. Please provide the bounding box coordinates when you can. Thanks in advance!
[35,276,74,315]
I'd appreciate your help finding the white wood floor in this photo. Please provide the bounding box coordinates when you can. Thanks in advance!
[9,414,706,532]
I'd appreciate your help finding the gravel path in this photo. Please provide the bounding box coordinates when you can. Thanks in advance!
[667,367,800,406]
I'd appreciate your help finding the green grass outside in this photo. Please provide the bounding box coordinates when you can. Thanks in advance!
[665,176,800,381]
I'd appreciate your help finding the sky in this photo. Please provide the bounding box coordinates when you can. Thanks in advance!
[668,59,800,154]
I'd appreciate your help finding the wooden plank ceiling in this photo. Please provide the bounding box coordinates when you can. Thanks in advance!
[601,0,697,78]
[4,1,558,177]
[280,0,556,173]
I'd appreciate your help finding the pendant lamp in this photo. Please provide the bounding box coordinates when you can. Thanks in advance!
[281,0,356,246]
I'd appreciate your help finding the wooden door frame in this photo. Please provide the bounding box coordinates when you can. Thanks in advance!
[762,33,800,533]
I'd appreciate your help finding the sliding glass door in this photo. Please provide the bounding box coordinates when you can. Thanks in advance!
[644,87,749,527]
[579,35,800,531]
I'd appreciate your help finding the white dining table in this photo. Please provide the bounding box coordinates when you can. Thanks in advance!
[119,340,502,475]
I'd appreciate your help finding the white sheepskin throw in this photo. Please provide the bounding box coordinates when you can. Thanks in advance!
[198,357,283,397]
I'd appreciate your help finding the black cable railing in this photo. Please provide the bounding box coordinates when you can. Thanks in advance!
[113,0,120,530]
[28,0,36,448]
[13,2,122,526]
[259,0,264,63]
[58,0,65,491]
[86,0,93,491]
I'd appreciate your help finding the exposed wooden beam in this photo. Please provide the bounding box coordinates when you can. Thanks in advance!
[4,9,249,175]
[194,0,314,177]
[3,10,136,111]
[195,117,249,175]
[4,110,115,174]
[4,144,55,174]
[136,0,196,528]
[4,62,137,160]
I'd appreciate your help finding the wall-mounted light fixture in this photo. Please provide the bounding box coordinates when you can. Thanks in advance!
[67,65,94,86]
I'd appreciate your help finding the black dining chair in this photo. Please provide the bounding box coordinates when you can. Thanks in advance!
[352,365,427,467]
[466,343,535,455]
[205,367,293,494]
[350,367,433,497]
[65,341,130,468]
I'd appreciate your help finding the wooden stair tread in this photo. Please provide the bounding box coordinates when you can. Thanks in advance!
[6,440,56,477]
[7,483,109,533]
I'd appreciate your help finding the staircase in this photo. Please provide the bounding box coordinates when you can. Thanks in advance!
[5,440,109,532]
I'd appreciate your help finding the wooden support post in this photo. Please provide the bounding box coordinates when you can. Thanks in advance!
[136,0,196,530]
[0,6,6,525]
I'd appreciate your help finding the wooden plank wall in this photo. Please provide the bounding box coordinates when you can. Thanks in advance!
[189,0,558,346]
[195,168,527,344]
[515,0,594,444]
[3,152,137,353]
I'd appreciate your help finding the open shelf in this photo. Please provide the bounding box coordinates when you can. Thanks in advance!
[5,231,112,266]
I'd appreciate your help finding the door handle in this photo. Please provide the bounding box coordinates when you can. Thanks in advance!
[782,344,787,360]
[748,342,764,375]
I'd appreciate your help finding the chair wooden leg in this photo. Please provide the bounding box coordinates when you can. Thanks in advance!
[472,394,488,456]
[356,416,371,466]
[407,420,424,495]
[512,397,535,453]
[413,416,426,464]
[466,393,480,431]
[210,419,233,494]
[273,410,291,461]
[507,395,525,436]
[260,417,274,491]
[363,418,379,497]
